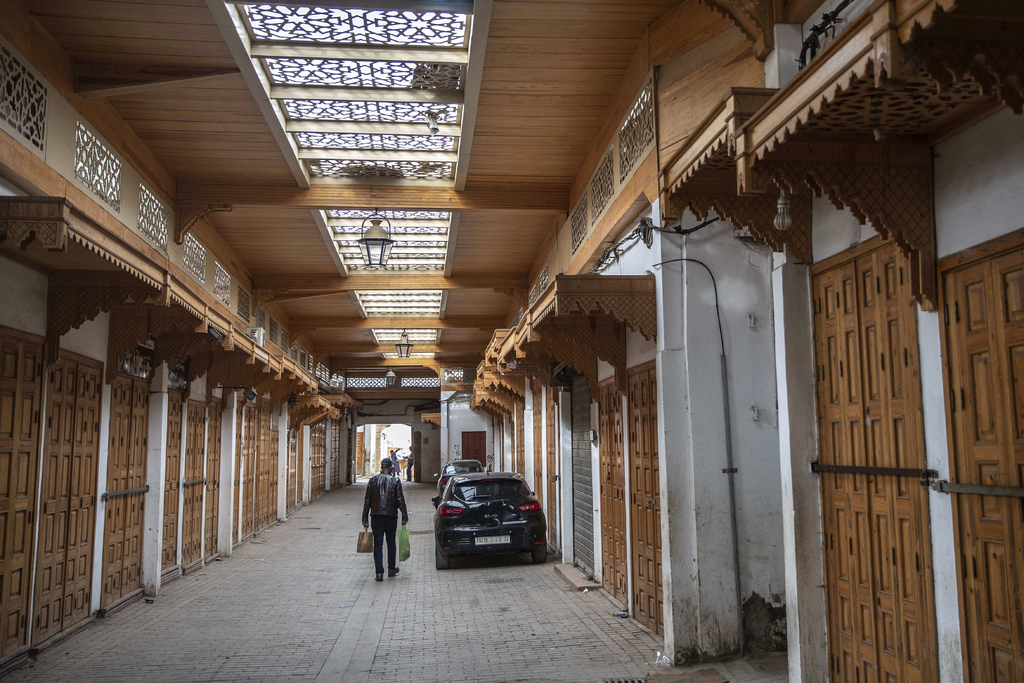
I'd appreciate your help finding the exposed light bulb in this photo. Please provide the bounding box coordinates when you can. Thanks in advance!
[425,111,439,136]
[774,192,792,232]
[872,127,887,142]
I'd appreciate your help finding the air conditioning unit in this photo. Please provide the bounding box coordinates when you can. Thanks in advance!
[246,326,266,347]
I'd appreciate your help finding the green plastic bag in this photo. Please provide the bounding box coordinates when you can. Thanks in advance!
[398,525,410,562]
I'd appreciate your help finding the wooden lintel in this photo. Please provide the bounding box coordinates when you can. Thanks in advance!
[251,273,527,292]
[226,0,474,11]
[322,343,484,355]
[74,65,241,99]
[289,316,505,330]
[175,203,232,245]
[342,390,440,400]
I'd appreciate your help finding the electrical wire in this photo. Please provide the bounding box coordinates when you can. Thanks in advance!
[592,216,721,273]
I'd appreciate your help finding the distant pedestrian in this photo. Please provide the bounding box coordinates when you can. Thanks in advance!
[362,458,409,581]
[404,453,413,482]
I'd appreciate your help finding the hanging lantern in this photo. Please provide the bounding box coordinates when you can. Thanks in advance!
[385,368,397,387]
[357,211,395,268]
[395,330,413,358]
[773,192,792,232]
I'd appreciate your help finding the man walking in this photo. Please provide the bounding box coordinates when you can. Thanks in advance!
[404,452,413,481]
[362,458,409,581]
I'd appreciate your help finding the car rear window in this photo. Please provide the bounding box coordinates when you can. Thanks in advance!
[453,480,528,502]
[449,461,483,474]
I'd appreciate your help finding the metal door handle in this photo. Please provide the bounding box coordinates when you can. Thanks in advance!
[648,497,655,506]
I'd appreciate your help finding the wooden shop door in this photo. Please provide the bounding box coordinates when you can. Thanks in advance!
[515,402,525,475]
[205,398,221,560]
[546,387,559,548]
[162,392,183,569]
[256,401,271,529]
[232,403,242,544]
[461,431,486,466]
[941,238,1024,681]
[812,241,935,683]
[628,361,662,635]
[102,375,148,607]
[241,404,255,538]
[34,352,101,644]
[180,401,206,568]
[355,430,364,480]
[330,419,341,487]
[311,420,326,498]
[533,389,544,495]
[0,330,43,655]
[598,378,628,607]
[287,428,297,512]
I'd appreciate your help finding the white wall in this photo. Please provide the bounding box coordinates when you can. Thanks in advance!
[61,311,109,362]
[445,393,491,463]
[0,255,47,336]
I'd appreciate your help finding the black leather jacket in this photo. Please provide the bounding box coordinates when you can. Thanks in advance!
[362,473,409,523]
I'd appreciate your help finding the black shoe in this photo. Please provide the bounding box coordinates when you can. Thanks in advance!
[388,568,399,577]
[375,573,383,582]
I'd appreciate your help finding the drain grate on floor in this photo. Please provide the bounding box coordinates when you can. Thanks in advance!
[408,530,431,535]
[485,578,525,584]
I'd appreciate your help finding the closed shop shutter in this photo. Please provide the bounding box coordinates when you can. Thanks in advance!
[627,361,662,635]
[181,400,206,568]
[287,428,298,512]
[547,387,559,549]
[205,398,221,560]
[330,418,341,487]
[162,392,182,569]
[571,375,595,577]
[598,377,627,607]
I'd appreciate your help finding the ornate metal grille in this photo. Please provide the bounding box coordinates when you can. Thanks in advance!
[442,368,463,385]
[267,58,462,90]
[213,262,231,305]
[570,196,588,254]
[309,159,453,180]
[307,353,315,372]
[137,184,168,247]
[281,328,289,350]
[0,47,46,151]
[284,99,458,123]
[529,284,537,306]
[74,122,121,211]
[244,6,468,47]
[346,377,386,389]
[256,307,266,330]
[618,79,655,183]
[316,363,328,382]
[539,264,549,293]
[591,149,614,223]
[291,341,298,361]
[299,347,307,367]
[295,131,456,151]
[402,377,440,388]
[334,226,446,237]
[183,233,206,282]
[268,317,279,345]
[328,209,449,220]
[237,288,251,323]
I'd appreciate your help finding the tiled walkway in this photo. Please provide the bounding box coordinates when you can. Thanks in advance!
[9,481,787,683]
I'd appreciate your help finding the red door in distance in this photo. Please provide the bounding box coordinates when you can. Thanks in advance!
[460,431,487,467]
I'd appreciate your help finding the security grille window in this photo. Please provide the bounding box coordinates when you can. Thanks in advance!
[183,233,207,282]
[307,354,315,373]
[138,184,168,248]
[442,368,463,385]
[256,307,266,330]
[213,262,231,306]
[290,342,298,361]
[0,47,46,151]
[591,150,614,224]
[401,377,440,388]
[74,122,121,211]
[268,318,279,345]
[538,264,549,293]
[570,198,588,255]
[299,347,307,368]
[281,328,289,350]
[236,288,251,323]
[618,79,655,183]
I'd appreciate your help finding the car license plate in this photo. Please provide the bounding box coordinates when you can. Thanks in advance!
[475,535,510,545]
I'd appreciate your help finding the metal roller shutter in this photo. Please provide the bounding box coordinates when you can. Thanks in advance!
[571,375,595,577]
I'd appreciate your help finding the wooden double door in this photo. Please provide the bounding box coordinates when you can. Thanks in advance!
[34,353,101,644]
[0,330,43,656]
[628,362,662,635]
[162,393,183,569]
[546,387,559,548]
[310,419,326,499]
[180,400,206,568]
[330,418,341,487]
[102,374,149,607]
[287,428,297,511]
[204,398,221,560]
[533,387,543,495]
[942,236,1024,681]
[598,378,628,607]
[812,242,936,683]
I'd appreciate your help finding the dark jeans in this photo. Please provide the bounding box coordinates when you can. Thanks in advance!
[370,515,398,574]
[405,462,413,481]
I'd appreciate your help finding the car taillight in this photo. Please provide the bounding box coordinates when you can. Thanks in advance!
[519,502,541,512]
[438,505,463,517]
[439,476,447,487]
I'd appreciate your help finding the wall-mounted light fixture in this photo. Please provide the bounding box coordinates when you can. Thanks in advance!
[774,192,792,232]
[395,330,413,358]
[385,368,397,387]
[357,210,395,268]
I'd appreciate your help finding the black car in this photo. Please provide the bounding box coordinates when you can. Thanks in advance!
[433,459,485,497]
[432,472,547,570]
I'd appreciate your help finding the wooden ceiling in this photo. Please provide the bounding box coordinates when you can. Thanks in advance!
[22,0,683,373]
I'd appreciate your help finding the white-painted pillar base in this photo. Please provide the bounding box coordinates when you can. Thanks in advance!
[277,403,288,519]
[558,390,574,564]
[143,363,170,596]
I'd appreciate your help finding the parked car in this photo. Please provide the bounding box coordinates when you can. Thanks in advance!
[434,459,485,496]
[432,472,547,570]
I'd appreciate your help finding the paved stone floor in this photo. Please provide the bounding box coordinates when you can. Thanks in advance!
[9,481,788,683]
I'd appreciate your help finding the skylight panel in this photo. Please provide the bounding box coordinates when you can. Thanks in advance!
[308,159,453,180]
[243,6,468,47]
[381,352,436,359]
[295,132,456,151]
[332,226,448,236]
[283,100,460,124]
[373,329,437,343]
[328,209,450,220]
[357,290,442,316]
[266,58,463,89]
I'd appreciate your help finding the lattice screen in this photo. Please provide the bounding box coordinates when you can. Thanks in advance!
[245,6,468,47]
[442,368,464,385]
[296,131,456,151]
[591,150,614,224]
[570,198,588,255]
[138,184,168,248]
[618,79,654,183]
[539,264,549,293]
[284,100,459,124]
[402,377,440,388]
[74,122,121,211]
[346,377,386,389]
[268,318,279,345]
[0,47,46,152]
[183,233,206,282]
[237,288,251,323]
[256,307,266,330]
[213,262,231,306]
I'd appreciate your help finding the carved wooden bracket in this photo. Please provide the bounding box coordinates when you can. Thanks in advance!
[0,197,70,252]
[106,306,205,381]
[47,271,158,366]
[420,412,441,427]
[175,203,232,244]
[698,0,779,60]
[532,274,657,341]
[480,372,525,401]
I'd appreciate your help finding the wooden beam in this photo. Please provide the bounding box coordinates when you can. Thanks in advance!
[332,356,480,368]
[290,316,504,330]
[176,183,568,212]
[252,273,526,291]
[287,120,461,137]
[251,43,468,64]
[321,343,484,354]
[226,0,474,11]
[340,390,441,400]
[269,85,464,105]
[74,65,241,99]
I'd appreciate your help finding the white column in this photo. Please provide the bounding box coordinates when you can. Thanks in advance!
[917,307,965,683]
[440,393,451,461]
[524,382,535,491]
[277,403,288,519]
[558,390,574,563]
[218,391,237,556]
[773,258,828,682]
[91,380,112,612]
[540,386,548,513]
[503,413,513,472]
[143,363,170,595]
